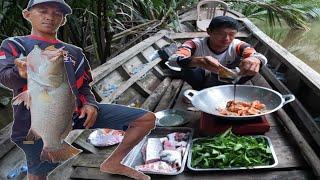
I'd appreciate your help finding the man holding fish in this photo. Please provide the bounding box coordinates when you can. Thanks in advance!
[0,0,155,180]
[169,16,267,90]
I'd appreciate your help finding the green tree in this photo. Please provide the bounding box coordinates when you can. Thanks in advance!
[0,0,319,66]
[227,0,320,30]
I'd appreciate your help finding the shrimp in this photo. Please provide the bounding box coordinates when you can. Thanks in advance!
[217,100,266,116]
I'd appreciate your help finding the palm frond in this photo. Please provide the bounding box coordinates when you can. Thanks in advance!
[227,0,320,30]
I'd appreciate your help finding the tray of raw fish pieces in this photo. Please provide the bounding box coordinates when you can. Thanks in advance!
[122,127,193,175]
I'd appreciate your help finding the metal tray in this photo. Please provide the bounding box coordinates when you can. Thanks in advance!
[122,127,194,175]
[187,135,278,171]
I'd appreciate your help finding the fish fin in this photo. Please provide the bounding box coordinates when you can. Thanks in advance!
[38,90,52,103]
[25,129,41,141]
[40,142,82,163]
[60,121,72,140]
[12,91,31,109]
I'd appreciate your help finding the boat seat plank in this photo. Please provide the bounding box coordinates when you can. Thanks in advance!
[167,31,249,40]
[251,72,320,177]
[275,145,306,169]
[73,130,111,155]
[132,82,152,97]
[166,79,184,109]
[260,67,320,148]
[93,70,128,101]
[140,46,167,78]
[65,129,84,144]
[123,52,164,94]
[154,84,174,112]
[70,144,304,170]
[0,147,26,180]
[101,57,163,103]
[141,77,172,111]
[172,82,196,111]
[72,153,107,168]
[92,30,168,85]
[119,65,152,96]
[154,79,184,112]
[172,82,201,135]
[70,167,312,180]
[265,126,291,140]
[71,167,127,179]
[115,87,146,106]
[0,122,15,159]
[47,157,77,180]
[154,38,171,48]
[69,120,302,168]
[179,8,239,23]
[48,134,117,180]
[137,53,165,79]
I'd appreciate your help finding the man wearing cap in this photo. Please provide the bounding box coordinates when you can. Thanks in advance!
[0,1,155,180]
[169,16,267,90]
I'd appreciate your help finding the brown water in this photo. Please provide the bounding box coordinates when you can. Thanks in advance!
[254,20,320,73]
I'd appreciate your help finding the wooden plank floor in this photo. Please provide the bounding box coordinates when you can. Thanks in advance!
[48,80,314,180]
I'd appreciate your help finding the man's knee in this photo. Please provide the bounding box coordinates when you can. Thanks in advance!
[133,112,156,130]
[27,173,47,180]
[143,112,156,129]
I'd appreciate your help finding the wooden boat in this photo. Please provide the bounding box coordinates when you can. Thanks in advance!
[1,7,320,180]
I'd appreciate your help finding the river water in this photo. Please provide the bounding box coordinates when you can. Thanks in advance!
[254,20,320,73]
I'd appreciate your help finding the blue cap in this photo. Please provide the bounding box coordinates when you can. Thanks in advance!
[27,0,72,15]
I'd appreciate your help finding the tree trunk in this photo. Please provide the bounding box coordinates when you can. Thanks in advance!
[101,0,114,64]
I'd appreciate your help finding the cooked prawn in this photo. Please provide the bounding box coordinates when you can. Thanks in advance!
[217,100,265,116]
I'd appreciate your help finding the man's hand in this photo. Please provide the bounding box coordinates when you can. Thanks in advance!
[79,104,98,129]
[191,56,221,73]
[239,57,261,76]
[14,58,27,79]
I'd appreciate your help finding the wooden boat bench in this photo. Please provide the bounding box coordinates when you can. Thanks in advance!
[47,75,314,179]
[47,29,317,179]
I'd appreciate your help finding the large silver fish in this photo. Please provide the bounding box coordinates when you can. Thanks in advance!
[13,45,81,163]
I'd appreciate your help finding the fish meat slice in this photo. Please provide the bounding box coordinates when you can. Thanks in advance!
[145,138,163,163]
[160,150,182,169]
[135,161,177,174]
[87,129,124,147]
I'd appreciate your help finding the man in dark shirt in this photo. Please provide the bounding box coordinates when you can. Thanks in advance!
[0,1,155,179]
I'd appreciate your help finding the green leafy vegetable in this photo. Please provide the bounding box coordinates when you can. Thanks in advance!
[191,128,274,169]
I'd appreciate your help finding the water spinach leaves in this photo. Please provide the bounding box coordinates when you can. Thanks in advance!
[191,128,273,169]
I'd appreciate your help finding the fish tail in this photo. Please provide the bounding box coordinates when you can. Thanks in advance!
[12,91,31,109]
[40,141,82,163]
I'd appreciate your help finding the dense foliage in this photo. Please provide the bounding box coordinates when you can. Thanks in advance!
[0,0,319,66]
[227,0,320,30]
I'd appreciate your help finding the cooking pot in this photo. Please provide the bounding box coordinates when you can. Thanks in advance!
[184,85,295,120]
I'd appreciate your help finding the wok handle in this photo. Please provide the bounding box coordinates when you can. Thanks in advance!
[184,89,198,102]
[282,94,295,105]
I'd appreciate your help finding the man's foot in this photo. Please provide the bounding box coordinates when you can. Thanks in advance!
[100,160,150,180]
